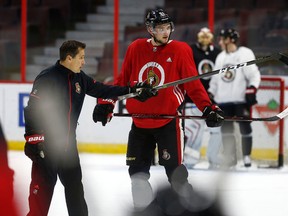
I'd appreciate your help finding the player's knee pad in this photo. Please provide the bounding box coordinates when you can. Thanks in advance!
[221,121,234,134]
[166,164,188,184]
[168,165,194,199]
[131,172,153,210]
[222,133,236,154]
[184,146,200,159]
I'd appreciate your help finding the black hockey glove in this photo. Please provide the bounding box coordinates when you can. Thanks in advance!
[129,82,158,102]
[92,99,115,126]
[202,105,224,127]
[245,86,257,107]
[24,134,45,162]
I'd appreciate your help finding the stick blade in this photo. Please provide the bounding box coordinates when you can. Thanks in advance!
[276,107,288,120]
[278,52,288,65]
[270,51,288,65]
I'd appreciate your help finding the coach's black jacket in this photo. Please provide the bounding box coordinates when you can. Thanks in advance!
[24,61,128,155]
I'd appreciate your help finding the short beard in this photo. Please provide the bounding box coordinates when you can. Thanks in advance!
[154,36,168,46]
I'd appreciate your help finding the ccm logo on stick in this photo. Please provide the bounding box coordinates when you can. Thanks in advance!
[219,63,248,73]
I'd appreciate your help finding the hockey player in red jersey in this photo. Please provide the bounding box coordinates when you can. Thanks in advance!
[93,8,224,210]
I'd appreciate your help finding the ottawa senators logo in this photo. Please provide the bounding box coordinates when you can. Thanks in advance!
[139,62,165,87]
[75,82,81,94]
[147,69,160,86]
[198,59,214,80]
[221,64,236,82]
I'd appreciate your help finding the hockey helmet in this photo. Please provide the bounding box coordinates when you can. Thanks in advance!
[219,28,240,43]
[197,27,214,46]
[145,8,174,32]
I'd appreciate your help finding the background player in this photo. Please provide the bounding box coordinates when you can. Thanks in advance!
[208,28,261,168]
[183,27,222,169]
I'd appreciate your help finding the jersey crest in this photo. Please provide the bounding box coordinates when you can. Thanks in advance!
[198,59,214,80]
[139,61,165,87]
[147,69,160,86]
[221,64,236,82]
[75,82,81,94]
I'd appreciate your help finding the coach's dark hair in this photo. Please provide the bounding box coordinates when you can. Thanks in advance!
[59,40,86,61]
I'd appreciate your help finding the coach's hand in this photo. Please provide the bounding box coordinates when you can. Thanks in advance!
[202,105,224,127]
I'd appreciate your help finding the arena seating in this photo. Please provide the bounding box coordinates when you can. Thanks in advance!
[1,0,287,80]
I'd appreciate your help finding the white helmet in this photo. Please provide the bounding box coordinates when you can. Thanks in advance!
[197,27,214,46]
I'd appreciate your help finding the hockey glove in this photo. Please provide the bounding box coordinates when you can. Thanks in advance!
[202,105,224,127]
[245,86,257,107]
[92,98,115,126]
[24,134,45,162]
[129,81,158,102]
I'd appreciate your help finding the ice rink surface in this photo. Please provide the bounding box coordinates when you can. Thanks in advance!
[8,150,288,216]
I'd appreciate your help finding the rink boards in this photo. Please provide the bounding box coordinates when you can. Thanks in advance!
[0,82,287,159]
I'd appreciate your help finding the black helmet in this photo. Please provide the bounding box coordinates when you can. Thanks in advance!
[145,8,174,31]
[219,28,239,43]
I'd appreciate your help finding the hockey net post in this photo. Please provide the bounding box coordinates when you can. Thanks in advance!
[252,76,285,168]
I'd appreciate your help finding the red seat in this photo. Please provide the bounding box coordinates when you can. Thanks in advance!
[0,7,19,27]
[174,8,207,24]
[165,0,193,8]
[193,0,224,9]
[225,0,255,9]
[256,0,287,9]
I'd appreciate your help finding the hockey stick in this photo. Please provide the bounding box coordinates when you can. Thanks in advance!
[114,106,288,122]
[118,51,288,101]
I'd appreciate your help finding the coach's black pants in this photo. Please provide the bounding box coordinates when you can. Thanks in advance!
[26,143,88,216]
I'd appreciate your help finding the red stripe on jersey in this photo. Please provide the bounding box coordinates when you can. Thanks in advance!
[175,117,184,165]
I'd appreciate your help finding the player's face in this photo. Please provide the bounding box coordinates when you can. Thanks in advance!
[152,23,172,45]
[69,48,85,73]
[218,36,231,51]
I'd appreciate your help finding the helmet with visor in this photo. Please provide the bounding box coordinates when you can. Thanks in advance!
[145,9,175,32]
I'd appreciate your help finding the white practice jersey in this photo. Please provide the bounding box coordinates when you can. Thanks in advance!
[208,46,261,104]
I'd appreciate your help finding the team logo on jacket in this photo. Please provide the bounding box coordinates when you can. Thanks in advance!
[139,62,165,87]
[221,64,236,82]
[162,149,171,160]
[75,82,81,94]
[198,59,214,80]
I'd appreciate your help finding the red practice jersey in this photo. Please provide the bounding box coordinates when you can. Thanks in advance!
[115,38,211,128]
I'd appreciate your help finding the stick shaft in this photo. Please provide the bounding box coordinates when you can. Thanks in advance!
[118,52,287,101]
[114,107,288,121]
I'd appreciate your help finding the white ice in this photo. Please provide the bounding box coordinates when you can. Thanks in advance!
[8,150,288,216]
